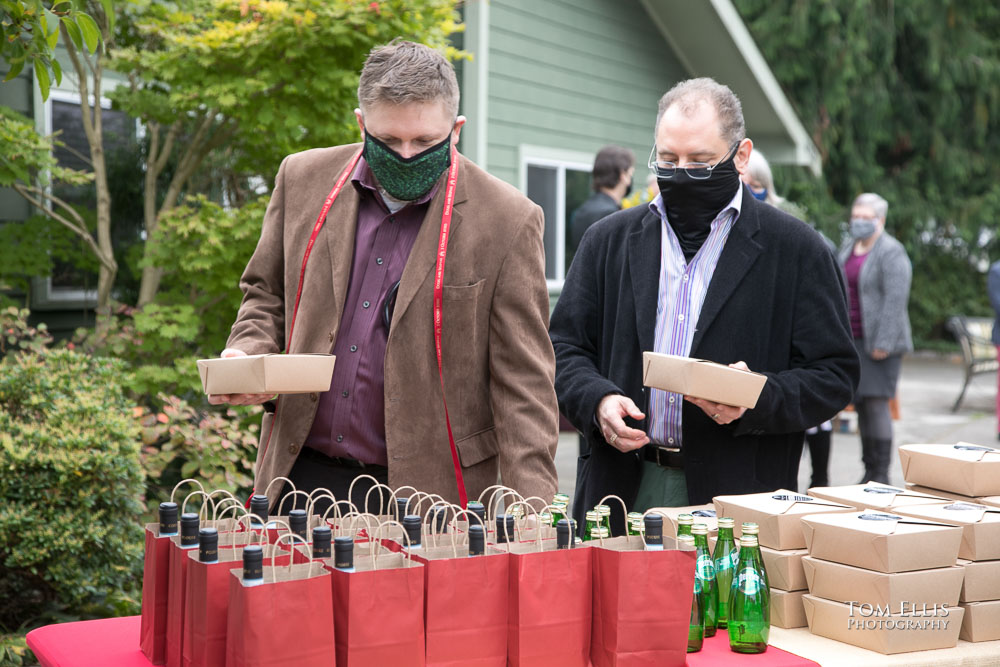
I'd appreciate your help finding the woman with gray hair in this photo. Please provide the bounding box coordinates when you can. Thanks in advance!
[839,193,912,483]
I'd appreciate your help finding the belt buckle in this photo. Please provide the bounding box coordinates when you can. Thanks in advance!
[656,446,680,467]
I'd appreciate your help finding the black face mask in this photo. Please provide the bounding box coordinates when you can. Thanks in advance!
[657,145,741,260]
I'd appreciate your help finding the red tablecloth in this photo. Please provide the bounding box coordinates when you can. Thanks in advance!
[26,615,817,666]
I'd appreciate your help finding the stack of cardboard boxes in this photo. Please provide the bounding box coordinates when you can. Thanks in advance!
[713,490,852,629]
[896,443,1000,643]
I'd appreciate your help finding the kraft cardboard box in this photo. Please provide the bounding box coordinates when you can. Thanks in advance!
[197,353,336,395]
[802,556,963,609]
[800,510,963,573]
[891,501,1000,561]
[959,559,1000,602]
[808,482,949,512]
[903,483,1000,507]
[959,600,1000,642]
[713,490,854,550]
[802,594,963,654]
[762,547,809,592]
[648,504,718,537]
[771,588,807,629]
[642,351,767,409]
[898,443,1000,497]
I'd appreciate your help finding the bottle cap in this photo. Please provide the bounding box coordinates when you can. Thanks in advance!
[396,497,411,520]
[249,495,269,524]
[677,513,694,525]
[334,536,354,569]
[312,525,332,559]
[430,504,449,533]
[556,518,572,549]
[741,522,759,535]
[592,527,610,539]
[691,523,708,535]
[402,515,422,546]
[198,527,219,562]
[595,504,611,516]
[180,512,200,546]
[288,509,308,538]
[158,502,179,535]
[718,517,735,528]
[468,524,485,555]
[553,493,570,504]
[495,514,515,543]
[643,514,663,544]
[585,510,598,521]
[626,512,643,521]
[677,534,695,547]
[243,544,263,581]
[739,534,759,548]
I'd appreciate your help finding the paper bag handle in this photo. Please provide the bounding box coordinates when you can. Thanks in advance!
[262,476,296,505]
[349,474,391,514]
[446,506,487,557]
[595,494,630,543]
[181,490,214,520]
[372,519,416,568]
[270,532,316,578]
[489,490,525,525]
[169,478,206,504]
[275,489,312,517]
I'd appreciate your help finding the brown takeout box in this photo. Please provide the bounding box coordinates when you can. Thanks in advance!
[713,490,853,550]
[642,351,766,409]
[800,510,962,573]
[959,600,1000,642]
[892,501,1000,561]
[808,482,948,511]
[762,547,809,592]
[903,483,1000,507]
[648,504,718,537]
[197,353,336,395]
[899,443,1000,497]
[802,556,963,609]
[958,558,1000,602]
[770,588,807,628]
[802,594,963,654]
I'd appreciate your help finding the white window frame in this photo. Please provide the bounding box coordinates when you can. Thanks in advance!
[518,145,593,291]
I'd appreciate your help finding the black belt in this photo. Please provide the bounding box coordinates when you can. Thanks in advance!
[642,445,684,470]
[300,446,386,471]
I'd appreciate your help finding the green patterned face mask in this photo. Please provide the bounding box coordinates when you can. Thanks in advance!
[363,132,452,202]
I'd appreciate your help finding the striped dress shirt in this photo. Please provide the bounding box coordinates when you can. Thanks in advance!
[647,186,743,448]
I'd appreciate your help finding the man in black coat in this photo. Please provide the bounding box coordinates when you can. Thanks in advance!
[550,78,859,534]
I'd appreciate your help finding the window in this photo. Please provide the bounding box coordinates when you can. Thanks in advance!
[520,147,593,286]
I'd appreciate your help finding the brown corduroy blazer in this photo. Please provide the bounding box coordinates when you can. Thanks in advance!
[226,143,559,507]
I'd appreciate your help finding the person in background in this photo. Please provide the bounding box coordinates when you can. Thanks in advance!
[569,145,635,252]
[742,150,834,488]
[839,193,912,484]
[988,260,1000,440]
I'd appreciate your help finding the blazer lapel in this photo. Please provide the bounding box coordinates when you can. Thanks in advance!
[390,155,469,329]
[321,178,360,347]
[691,195,763,353]
[628,210,663,356]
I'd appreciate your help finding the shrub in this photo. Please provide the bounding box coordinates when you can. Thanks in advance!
[0,347,145,629]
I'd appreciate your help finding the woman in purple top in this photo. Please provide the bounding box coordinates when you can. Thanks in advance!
[838,193,912,484]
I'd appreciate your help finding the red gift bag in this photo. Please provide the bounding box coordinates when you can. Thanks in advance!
[502,536,593,666]
[331,523,426,667]
[166,538,200,667]
[225,537,335,667]
[140,523,174,664]
[589,499,696,666]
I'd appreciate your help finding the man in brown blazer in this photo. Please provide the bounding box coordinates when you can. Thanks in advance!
[210,41,558,511]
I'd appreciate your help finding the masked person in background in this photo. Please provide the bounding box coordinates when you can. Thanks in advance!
[550,78,859,534]
[210,40,558,512]
[838,193,912,484]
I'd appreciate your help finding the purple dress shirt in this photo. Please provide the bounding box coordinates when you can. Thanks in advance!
[303,157,435,465]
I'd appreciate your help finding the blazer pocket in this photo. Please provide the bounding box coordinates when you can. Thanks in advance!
[455,425,498,468]
[442,279,485,301]
[441,279,486,385]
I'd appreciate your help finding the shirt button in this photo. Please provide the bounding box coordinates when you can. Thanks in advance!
[678,314,685,321]
[288,444,299,454]
[342,390,349,398]
[362,300,370,308]
[309,392,317,401]
[668,397,675,404]
[667,437,675,444]
[350,345,358,352]
[376,258,384,265]
[389,216,395,223]
[683,274,689,281]
[336,434,344,443]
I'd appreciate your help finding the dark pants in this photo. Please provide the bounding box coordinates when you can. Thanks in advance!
[279,447,389,517]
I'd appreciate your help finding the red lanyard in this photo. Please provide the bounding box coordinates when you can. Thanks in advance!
[253,147,468,508]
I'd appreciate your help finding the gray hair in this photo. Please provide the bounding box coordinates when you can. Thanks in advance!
[746,150,782,206]
[852,192,889,220]
[655,78,745,146]
[358,40,459,118]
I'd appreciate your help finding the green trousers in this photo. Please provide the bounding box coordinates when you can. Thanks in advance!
[632,461,689,511]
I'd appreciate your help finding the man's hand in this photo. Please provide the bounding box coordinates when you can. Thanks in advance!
[684,360,750,425]
[206,348,277,406]
[871,349,889,361]
[596,394,650,452]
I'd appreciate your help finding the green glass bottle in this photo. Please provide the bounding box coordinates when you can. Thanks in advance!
[740,523,770,593]
[595,504,612,533]
[728,534,769,654]
[678,534,703,653]
[713,517,737,629]
[553,493,570,506]
[550,502,567,527]
[691,523,717,637]
[676,513,694,537]
[584,510,599,540]
[626,512,643,536]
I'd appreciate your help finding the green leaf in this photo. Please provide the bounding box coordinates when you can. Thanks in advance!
[75,13,100,53]
[51,57,62,86]
[61,16,84,52]
[4,59,26,83]
[34,60,51,101]
[42,7,59,38]
[100,0,115,32]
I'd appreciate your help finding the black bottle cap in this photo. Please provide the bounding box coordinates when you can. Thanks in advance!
[198,527,219,562]
[431,504,449,533]
[395,497,411,521]
[402,515,422,547]
[312,525,332,559]
[334,536,354,570]
[250,495,269,525]
[556,518,572,549]
[468,524,485,555]
[158,502,178,536]
[289,509,308,538]
[180,512,200,546]
[495,514,515,544]
[644,514,663,545]
[467,501,486,524]
[243,544,263,581]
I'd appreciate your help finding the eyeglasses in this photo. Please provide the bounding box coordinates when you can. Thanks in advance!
[647,141,740,180]
[382,280,401,332]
